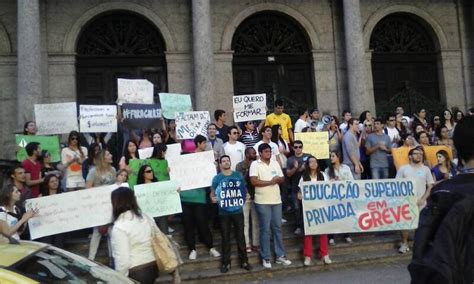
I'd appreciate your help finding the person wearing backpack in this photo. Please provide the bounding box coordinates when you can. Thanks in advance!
[409,116,474,284]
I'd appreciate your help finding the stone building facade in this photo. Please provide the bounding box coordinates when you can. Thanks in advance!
[0,0,473,160]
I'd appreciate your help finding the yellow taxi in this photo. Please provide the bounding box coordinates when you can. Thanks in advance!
[0,239,137,283]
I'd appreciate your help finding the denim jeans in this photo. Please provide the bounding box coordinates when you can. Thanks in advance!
[255,203,285,260]
[371,167,389,179]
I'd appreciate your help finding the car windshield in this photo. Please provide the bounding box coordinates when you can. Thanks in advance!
[8,245,136,283]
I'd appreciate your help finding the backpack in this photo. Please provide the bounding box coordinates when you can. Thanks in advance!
[408,190,474,284]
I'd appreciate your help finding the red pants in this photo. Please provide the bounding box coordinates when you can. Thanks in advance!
[303,234,328,258]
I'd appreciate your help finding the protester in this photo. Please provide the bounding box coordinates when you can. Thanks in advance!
[23,121,37,135]
[396,106,411,123]
[415,131,431,147]
[453,110,464,123]
[294,109,309,133]
[149,144,170,181]
[62,131,88,191]
[385,114,400,148]
[395,113,408,139]
[308,108,323,132]
[339,110,352,134]
[164,120,177,144]
[286,140,310,235]
[180,135,220,260]
[215,109,230,142]
[250,143,291,269]
[110,187,158,283]
[119,140,140,172]
[328,115,342,153]
[431,150,456,182]
[136,164,168,234]
[136,129,153,149]
[115,169,129,186]
[441,109,455,137]
[86,149,116,260]
[82,143,100,179]
[365,118,392,179]
[325,150,354,245]
[271,124,289,170]
[0,184,36,240]
[358,110,373,132]
[211,155,252,273]
[239,121,259,148]
[253,126,281,164]
[223,126,246,171]
[298,155,332,266]
[21,142,44,198]
[152,132,164,145]
[263,99,293,144]
[342,118,363,179]
[206,123,225,160]
[412,108,429,131]
[39,150,62,179]
[235,148,259,253]
[435,125,454,149]
[395,146,434,253]
[7,166,31,208]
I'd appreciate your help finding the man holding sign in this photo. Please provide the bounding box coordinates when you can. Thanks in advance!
[211,155,251,273]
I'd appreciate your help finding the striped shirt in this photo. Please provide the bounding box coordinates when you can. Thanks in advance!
[240,130,259,148]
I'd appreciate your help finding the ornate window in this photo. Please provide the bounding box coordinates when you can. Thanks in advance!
[232,12,310,54]
[77,12,165,56]
[370,14,435,53]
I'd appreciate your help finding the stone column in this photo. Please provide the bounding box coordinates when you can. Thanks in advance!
[17,0,42,126]
[192,0,215,111]
[342,0,375,115]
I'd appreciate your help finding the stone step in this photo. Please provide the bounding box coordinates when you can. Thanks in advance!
[156,248,412,283]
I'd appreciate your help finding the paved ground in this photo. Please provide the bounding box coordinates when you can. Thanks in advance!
[245,259,410,284]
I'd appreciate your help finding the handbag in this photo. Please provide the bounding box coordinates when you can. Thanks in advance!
[146,216,180,273]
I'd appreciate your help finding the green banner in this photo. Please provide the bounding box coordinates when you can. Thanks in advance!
[16,135,60,163]
[128,159,170,188]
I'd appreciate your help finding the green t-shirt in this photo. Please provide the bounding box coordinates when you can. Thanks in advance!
[180,187,207,204]
[151,159,170,181]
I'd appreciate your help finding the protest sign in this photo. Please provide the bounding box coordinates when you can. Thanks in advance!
[128,159,161,188]
[214,176,247,213]
[35,102,78,135]
[122,103,162,129]
[168,150,216,191]
[301,178,419,235]
[26,183,121,239]
[295,132,329,159]
[138,143,182,160]
[392,147,411,170]
[79,105,117,133]
[175,111,210,139]
[134,181,182,217]
[16,135,60,163]
[159,93,193,119]
[392,145,453,170]
[233,94,266,122]
[138,147,154,159]
[117,79,153,105]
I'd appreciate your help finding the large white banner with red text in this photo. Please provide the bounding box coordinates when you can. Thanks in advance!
[301,178,419,235]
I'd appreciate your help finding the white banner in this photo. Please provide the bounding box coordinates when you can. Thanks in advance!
[168,150,216,191]
[301,178,419,235]
[35,102,78,135]
[79,105,117,133]
[233,94,267,122]
[134,181,182,217]
[138,143,182,160]
[117,79,154,105]
[175,111,210,139]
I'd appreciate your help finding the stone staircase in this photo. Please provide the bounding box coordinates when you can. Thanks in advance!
[63,214,412,283]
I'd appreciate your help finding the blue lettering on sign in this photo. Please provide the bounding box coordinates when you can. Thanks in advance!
[364,181,414,198]
[302,182,360,201]
[305,202,356,227]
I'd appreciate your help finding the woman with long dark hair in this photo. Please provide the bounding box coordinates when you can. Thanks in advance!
[297,156,332,266]
[0,184,36,240]
[328,116,343,153]
[149,144,170,181]
[23,121,37,135]
[431,149,456,182]
[119,140,140,172]
[61,131,88,191]
[441,109,455,137]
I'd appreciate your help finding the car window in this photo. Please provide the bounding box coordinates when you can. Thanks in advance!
[8,246,136,283]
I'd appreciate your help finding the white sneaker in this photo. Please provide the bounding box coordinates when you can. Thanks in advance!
[398,243,410,254]
[345,237,353,243]
[262,259,272,269]
[322,255,332,264]
[168,226,175,233]
[329,239,336,246]
[294,228,302,235]
[275,256,292,266]
[188,250,197,260]
[303,256,312,266]
[281,218,287,223]
[209,248,221,257]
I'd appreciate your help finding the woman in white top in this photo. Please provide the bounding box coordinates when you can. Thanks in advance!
[297,156,332,266]
[61,131,88,191]
[0,185,36,240]
[325,150,354,245]
[110,187,158,283]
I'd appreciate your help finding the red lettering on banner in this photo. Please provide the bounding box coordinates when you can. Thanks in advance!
[358,203,412,231]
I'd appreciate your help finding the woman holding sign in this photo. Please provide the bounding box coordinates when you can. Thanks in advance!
[298,156,332,266]
[119,140,140,173]
[61,131,88,191]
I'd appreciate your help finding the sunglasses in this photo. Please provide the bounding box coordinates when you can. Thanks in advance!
[365,124,372,127]
[144,170,153,173]
[294,146,302,149]
[231,132,239,135]
[70,137,79,141]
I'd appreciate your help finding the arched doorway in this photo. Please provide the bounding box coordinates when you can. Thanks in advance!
[76,11,168,104]
[231,11,314,116]
[370,14,442,116]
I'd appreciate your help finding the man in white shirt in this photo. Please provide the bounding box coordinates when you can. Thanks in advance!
[396,146,434,254]
[339,110,352,134]
[385,114,401,147]
[294,109,309,133]
[250,143,291,269]
[308,108,324,132]
[253,126,281,165]
[223,126,246,171]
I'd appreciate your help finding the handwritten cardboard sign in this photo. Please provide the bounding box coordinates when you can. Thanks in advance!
[295,132,330,159]
[159,93,193,119]
[117,79,154,105]
[79,105,117,133]
[122,104,162,129]
[233,94,266,122]
[302,178,419,235]
[168,150,217,191]
[35,102,78,135]
[16,135,60,163]
[134,181,182,217]
[175,111,210,139]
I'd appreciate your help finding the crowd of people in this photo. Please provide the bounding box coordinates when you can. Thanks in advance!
[1,100,474,283]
